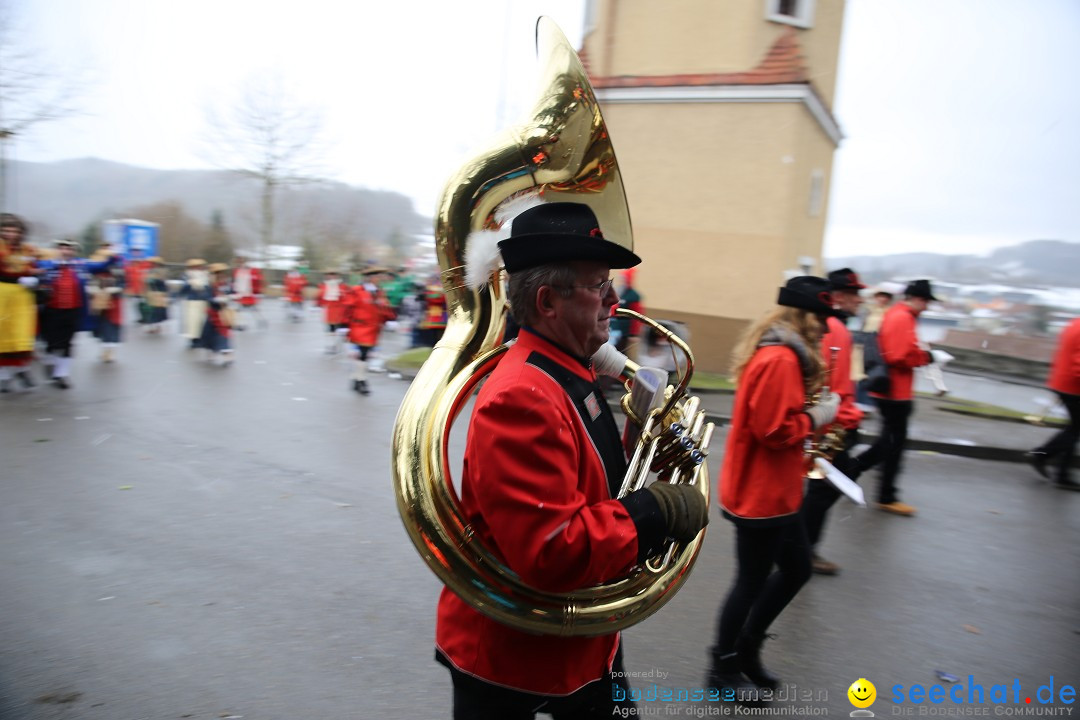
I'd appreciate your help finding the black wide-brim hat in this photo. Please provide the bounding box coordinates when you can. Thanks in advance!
[828,267,866,291]
[497,202,641,273]
[904,278,939,301]
[777,275,842,317]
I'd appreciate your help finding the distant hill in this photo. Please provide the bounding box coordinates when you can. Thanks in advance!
[3,157,431,253]
[829,240,1080,288]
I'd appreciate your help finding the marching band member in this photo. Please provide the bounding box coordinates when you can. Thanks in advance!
[283,269,308,322]
[316,269,349,354]
[853,279,938,516]
[800,268,867,576]
[436,202,708,719]
[230,254,265,330]
[708,276,840,698]
[344,266,395,395]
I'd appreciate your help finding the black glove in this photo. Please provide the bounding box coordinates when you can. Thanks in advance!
[646,482,709,543]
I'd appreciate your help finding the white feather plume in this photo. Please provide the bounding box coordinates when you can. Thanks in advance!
[464,228,505,291]
[463,191,547,291]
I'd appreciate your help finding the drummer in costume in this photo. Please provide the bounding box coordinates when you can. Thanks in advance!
[0,213,40,393]
[799,268,866,576]
[436,201,709,719]
[707,276,841,698]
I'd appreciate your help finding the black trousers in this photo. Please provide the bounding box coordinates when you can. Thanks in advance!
[801,430,861,550]
[443,645,635,720]
[710,521,812,661]
[1036,391,1080,481]
[856,398,913,504]
[42,307,81,357]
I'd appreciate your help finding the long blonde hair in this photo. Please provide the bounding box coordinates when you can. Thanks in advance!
[729,306,826,393]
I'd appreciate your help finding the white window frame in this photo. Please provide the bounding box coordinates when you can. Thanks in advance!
[766,0,816,29]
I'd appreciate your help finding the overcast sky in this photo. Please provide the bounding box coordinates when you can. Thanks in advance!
[6,0,1078,259]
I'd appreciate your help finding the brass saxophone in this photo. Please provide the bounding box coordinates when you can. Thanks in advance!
[390,18,712,637]
[806,345,847,478]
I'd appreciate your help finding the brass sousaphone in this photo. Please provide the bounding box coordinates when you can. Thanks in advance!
[391,18,713,636]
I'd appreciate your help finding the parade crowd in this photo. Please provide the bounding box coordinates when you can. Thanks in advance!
[0,212,446,396]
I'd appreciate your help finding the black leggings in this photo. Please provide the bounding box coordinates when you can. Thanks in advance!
[1036,391,1080,481]
[711,521,812,660]
[42,308,81,357]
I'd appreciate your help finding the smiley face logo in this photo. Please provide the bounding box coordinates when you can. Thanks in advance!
[848,678,877,708]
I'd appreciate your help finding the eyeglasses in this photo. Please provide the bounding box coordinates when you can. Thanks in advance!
[554,278,615,296]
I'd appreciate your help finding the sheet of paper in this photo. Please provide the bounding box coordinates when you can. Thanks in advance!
[814,457,866,507]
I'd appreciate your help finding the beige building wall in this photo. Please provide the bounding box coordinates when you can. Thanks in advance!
[583,0,846,373]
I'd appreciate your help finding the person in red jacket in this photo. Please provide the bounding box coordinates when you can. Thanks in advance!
[343,267,395,395]
[799,268,867,575]
[230,255,265,330]
[315,270,349,354]
[707,275,840,699]
[437,201,708,719]
[1028,317,1080,491]
[853,279,937,516]
[283,269,307,322]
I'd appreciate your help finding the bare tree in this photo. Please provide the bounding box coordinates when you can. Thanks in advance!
[201,72,328,260]
[0,2,83,209]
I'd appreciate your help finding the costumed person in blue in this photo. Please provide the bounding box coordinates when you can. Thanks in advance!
[35,238,121,388]
[179,258,212,348]
[87,266,125,362]
[198,263,235,365]
[140,257,170,334]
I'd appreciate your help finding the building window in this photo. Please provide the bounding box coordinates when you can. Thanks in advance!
[808,169,825,217]
[766,0,816,28]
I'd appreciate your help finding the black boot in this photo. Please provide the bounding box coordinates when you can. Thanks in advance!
[706,652,764,706]
[736,633,780,690]
[358,380,370,396]
[14,370,35,389]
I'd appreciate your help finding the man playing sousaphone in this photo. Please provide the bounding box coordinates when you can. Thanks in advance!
[435,201,709,718]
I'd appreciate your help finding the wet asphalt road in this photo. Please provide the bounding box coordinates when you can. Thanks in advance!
[1,300,1078,719]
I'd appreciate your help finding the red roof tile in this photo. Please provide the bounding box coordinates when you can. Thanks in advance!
[589,29,809,89]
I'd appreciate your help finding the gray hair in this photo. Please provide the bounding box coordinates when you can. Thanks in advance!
[506,264,577,326]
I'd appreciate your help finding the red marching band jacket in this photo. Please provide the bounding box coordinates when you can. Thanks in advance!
[1048,317,1080,396]
[231,267,263,306]
[436,330,644,696]
[719,345,813,525]
[872,303,930,401]
[344,284,394,347]
[316,280,350,325]
[283,272,307,303]
[823,316,863,431]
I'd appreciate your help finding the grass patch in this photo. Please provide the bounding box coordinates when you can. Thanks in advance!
[389,347,433,370]
[936,399,1066,427]
[688,371,736,392]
